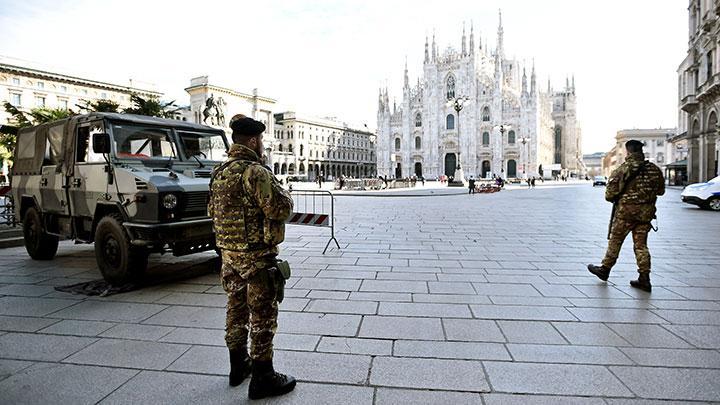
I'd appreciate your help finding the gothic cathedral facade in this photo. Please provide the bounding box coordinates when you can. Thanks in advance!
[377,13,582,180]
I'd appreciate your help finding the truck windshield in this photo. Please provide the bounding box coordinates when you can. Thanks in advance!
[111,123,177,160]
[177,131,227,162]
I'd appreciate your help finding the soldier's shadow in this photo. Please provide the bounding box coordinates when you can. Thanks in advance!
[55,256,221,297]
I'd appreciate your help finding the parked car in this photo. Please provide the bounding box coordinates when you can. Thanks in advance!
[681,175,720,211]
[592,176,607,186]
[10,113,229,284]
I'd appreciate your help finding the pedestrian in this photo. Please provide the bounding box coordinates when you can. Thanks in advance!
[468,177,476,194]
[587,140,665,292]
[421,176,425,186]
[209,115,296,399]
[531,177,536,188]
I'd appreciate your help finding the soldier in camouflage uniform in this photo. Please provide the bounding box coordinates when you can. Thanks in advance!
[209,115,296,399]
[588,140,665,292]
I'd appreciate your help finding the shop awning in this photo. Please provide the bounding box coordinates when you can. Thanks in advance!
[665,159,687,169]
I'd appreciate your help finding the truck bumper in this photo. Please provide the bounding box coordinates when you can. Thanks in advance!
[123,219,215,256]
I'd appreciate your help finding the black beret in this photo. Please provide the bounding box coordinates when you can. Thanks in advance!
[625,140,644,149]
[230,117,265,137]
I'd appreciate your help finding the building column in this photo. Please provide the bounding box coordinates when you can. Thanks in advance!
[688,138,700,183]
[706,133,717,180]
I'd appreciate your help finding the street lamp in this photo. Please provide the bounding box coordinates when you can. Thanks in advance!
[446,96,469,186]
[519,135,531,178]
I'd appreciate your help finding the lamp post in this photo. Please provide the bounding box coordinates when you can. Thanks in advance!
[447,96,469,186]
[519,135,531,179]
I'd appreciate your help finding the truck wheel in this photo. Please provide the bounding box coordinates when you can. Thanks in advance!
[707,197,720,211]
[23,207,59,260]
[94,214,148,285]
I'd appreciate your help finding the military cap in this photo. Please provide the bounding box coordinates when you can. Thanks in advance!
[230,116,265,137]
[625,139,644,149]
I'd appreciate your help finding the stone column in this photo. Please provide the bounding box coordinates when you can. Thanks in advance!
[706,133,717,180]
[688,137,700,183]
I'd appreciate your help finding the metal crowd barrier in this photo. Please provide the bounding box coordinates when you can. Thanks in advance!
[335,178,384,190]
[287,189,339,254]
[0,186,16,227]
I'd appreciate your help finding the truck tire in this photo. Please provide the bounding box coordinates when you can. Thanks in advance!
[22,206,59,260]
[94,213,148,285]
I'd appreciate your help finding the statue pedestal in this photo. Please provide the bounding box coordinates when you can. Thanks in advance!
[448,167,465,187]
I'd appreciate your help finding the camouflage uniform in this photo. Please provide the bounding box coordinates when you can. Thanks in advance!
[601,151,665,274]
[209,143,293,361]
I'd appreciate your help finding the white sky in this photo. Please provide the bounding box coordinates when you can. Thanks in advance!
[0,0,687,153]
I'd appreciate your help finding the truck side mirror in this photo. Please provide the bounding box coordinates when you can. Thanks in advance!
[92,133,111,154]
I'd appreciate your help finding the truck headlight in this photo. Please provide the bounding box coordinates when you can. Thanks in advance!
[163,193,178,209]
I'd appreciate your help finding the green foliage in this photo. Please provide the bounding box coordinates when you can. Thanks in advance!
[77,99,120,113]
[123,94,178,119]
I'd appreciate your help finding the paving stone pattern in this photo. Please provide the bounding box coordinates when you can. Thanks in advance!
[0,185,719,403]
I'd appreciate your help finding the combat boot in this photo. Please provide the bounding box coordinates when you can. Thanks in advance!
[587,264,610,281]
[248,359,296,399]
[229,348,251,387]
[630,273,652,292]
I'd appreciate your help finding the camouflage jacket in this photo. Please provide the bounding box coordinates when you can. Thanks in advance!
[209,144,293,254]
[606,152,665,222]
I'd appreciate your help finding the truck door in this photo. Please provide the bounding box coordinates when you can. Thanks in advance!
[69,121,107,219]
[39,123,70,216]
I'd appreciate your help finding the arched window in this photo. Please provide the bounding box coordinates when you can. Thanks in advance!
[446,75,455,100]
[656,152,664,163]
[482,107,490,122]
[278,144,283,152]
[289,144,293,153]
[508,130,516,144]
[446,114,455,130]
[288,163,295,174]
[299,163,305,174]
[395,138,401,151]
[415,136,421,150]
[300,144,304,156]
[482,132,490,146]
[415,112,422,127]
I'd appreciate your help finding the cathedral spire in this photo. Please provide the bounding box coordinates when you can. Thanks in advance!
[432,30,437,62]
[571,74,575,93]
[404,57,409,88]
[469,22,474,55]
[530,59,537,95]
[547,78,552,94]
[461,22,467,56]
[497,9,504,60]
[522,67,528,94]
[424,35,429,64]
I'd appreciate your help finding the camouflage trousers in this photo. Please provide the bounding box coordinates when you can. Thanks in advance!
[221,250,278,361]
[601,217,652,273]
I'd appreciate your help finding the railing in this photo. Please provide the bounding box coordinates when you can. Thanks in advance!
[0,186,16,227]
[287,189,339,254]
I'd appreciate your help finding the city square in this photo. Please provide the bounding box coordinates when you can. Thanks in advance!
[1,0,719,403]
[1,183,719,403]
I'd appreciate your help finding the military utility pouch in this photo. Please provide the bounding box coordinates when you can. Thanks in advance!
[271,260,291,303]
[276,260,291,280]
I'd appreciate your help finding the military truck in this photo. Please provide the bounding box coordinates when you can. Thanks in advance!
[10,113,229,284]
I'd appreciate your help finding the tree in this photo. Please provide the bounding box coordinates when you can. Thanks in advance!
[77,99,120,113]
[123,94,178,119]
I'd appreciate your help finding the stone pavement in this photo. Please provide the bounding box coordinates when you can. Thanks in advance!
[1,184,719,404]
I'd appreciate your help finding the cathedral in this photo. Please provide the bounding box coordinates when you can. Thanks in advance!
[377,12,582,180]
